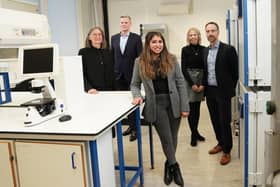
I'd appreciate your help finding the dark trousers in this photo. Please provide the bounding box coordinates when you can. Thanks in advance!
[188,101,201,137]
[154,94,181,165]
[115,76,136,131]
[206,86,233,153]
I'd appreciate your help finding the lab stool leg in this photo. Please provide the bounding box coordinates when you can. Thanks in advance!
[148,123,155,169]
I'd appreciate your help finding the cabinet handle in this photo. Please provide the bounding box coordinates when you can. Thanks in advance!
[71,152,77,169]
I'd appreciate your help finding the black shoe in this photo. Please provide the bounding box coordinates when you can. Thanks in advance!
[196,133,205,141]
[172,163,184,187]
[129,130,137,142]
[164,161,173,185]
[122,127,132,136]
[190,136,197,147]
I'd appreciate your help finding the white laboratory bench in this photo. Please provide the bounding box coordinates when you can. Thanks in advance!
[0,91,144,187]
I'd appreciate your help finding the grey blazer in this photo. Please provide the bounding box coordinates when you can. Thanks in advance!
[131,58,189,122]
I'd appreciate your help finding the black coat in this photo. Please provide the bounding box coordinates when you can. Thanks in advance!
[78,47,115,92]
[203,42,238,98]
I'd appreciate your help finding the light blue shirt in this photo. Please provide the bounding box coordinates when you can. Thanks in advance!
[207,41,220,86]
[120,32,129,54]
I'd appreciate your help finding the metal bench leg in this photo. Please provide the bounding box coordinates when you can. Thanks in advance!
[148,123,154,169]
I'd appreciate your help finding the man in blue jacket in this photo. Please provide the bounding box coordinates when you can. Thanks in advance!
[111,15,143,141]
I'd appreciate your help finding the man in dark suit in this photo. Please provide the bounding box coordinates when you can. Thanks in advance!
[203,21,238,165]
[111,15,143,141]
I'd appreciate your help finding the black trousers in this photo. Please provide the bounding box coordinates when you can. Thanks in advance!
[188,101,201,137]
[206,86,233,153]
[115,76,136,131]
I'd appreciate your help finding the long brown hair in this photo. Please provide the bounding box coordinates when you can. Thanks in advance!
[139,32,174,79]
[85,26,107,48]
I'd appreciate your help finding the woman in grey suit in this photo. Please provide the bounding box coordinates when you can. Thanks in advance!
[131,31,189,187]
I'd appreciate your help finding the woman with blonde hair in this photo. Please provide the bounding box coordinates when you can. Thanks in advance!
[181,27,206,146]
[131,31,189,186]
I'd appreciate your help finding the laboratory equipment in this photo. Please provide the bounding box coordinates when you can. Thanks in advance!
[226,8,239,135]
[3,43,64,126]
[14,44,64,126]
[0,8,66,126]
[264,0,280,186]
[4,43,58,85]
[237,0,272,186]
[0,8,50,45]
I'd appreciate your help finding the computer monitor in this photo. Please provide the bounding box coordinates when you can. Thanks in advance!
[18,43,58,79]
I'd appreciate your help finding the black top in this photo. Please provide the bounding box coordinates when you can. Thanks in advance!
[78,47,115,91]
[151,61,169,94]
[181,44,205,86]
[152,75,169,94]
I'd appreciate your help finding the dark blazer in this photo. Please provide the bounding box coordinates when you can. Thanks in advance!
[203,42,238,98]
[111,32,143,84]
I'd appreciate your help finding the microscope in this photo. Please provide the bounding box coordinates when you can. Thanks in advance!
[14,78,66,126]
[7,44,70,126]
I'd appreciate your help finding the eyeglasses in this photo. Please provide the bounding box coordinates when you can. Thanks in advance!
[92,33,102,36]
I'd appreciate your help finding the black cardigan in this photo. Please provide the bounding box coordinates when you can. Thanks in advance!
[181,44,205,86]
[78,47,115,91]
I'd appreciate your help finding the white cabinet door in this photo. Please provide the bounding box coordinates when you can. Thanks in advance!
[15,141,89,187]
[0,140,18,187]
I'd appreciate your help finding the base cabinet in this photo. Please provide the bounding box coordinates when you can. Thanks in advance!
[0,140,90,187]
[0,140,18,187]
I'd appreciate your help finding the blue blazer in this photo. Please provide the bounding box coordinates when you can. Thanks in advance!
[111,32,143,84]
[203,42,238,98]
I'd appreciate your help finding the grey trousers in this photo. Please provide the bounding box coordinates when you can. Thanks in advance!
[154,94,181,165]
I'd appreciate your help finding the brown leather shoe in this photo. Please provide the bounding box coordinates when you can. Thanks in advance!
[220,153,231,165]
[208,145,222,154]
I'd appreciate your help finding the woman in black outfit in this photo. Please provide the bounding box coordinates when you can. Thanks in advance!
[181,27,206,146]
[78,26,114,93]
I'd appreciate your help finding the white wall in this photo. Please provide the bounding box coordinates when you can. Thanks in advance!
[45,0,103,55]
[108,0,235,57]
[47,0,80,56]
